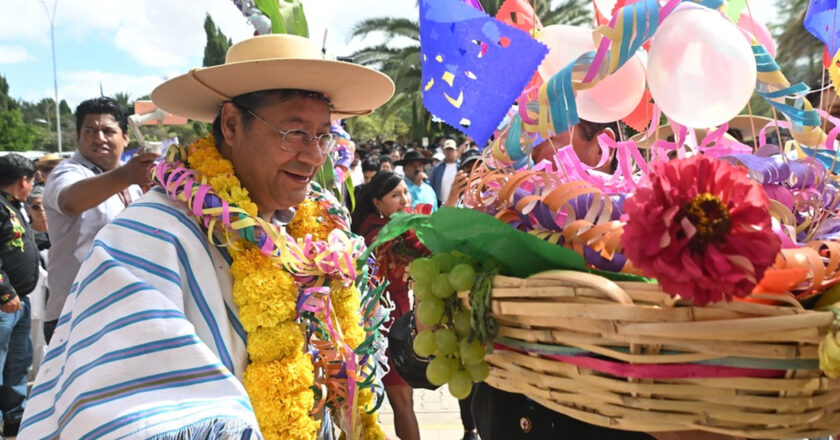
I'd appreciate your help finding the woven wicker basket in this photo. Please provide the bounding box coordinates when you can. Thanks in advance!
[460,270,840,439]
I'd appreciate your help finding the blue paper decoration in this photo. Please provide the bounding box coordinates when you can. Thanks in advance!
[419,0,548,146]
[805,0,840,58]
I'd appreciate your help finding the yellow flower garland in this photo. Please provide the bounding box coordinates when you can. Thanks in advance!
[183,134,383,440]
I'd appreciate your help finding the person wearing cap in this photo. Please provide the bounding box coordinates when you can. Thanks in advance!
[39,97,158,345]
[442,149,483,208]
[395,150,438,211]
[0,154,40,438]
[20,34,394,439]
[430,139,460,206]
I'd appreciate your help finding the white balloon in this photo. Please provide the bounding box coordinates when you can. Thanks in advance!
[646,4,757,128]
[536,25,593,82]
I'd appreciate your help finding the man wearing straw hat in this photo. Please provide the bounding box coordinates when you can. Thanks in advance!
[20,34,393,439]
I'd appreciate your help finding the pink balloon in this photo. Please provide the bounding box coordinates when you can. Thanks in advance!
[537,24,646,122]
[737,12,776,58]
[577,56,646,123]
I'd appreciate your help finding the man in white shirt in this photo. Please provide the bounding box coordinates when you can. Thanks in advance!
[42,97,158,343]
[430,139,459,205]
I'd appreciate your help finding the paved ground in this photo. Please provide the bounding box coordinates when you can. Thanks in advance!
[378,386,467,440]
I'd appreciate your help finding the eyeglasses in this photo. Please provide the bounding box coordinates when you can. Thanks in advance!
[244,109,337,154]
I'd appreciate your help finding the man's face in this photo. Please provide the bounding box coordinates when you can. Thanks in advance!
[391,150,401,161]
[225,96,330,214]
[20,176,34,202]
[531,127,611,172]
[532,131,571,165]
[379,161,392,172]
[26,195,46,232]
[78,113,129,171]
[403,160,424,180]
[444,148,457,163]
[363,170,377,183]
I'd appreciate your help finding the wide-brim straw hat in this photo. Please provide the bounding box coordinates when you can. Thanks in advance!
[151,34,395,122]
[35,153,62,166]
[630,115,775,149]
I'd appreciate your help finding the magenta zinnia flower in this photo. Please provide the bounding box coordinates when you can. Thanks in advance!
[620,155,780,305]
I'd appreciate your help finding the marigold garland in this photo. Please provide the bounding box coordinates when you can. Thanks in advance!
[155,134,384,440]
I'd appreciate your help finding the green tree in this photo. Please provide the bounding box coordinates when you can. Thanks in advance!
[203,14,232,67]
[481,0,590,26]
[0,75,19,112]
[344,105,410,140]
[0,109,38,151]
[114,92,133,114]
[773,0,822,88]
[745,0,825,119]
[349,17,425,139]
[348,0,590,140]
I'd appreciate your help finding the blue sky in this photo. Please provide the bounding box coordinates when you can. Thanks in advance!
[0,0,778,110]
[0,0,417,109]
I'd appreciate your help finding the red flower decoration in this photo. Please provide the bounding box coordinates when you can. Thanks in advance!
[620,155,781,305]
[412,203,435,215]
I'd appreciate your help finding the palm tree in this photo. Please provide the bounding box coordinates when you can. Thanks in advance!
[482,0,590,26]
[348,0,591,139]
[114,92,133,114]
[773,0,823,88]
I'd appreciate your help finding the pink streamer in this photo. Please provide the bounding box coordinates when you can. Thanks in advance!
[583,13,618,83]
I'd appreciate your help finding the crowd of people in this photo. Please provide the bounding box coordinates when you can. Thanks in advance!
[0,96,159,439]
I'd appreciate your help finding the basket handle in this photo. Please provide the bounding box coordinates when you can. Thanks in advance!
[528,270,635,305]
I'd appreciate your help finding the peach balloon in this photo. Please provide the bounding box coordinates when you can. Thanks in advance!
[537,24,647,123]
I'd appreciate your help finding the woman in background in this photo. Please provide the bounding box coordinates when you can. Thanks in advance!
[352,171,428,440]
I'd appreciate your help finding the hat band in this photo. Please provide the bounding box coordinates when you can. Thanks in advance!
[187,69,231,101]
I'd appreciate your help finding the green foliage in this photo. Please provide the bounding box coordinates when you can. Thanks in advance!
[0,109,38,151]
[344,107,411,140]
[203,14,232,67]
[0,75,19,112]
[114,92,133,113]
[255,0,309,37]
[481,0,591,26]
[773,0,823,88]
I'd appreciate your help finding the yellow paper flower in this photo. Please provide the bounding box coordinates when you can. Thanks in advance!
[288,199,337,242]
[160,134,382,439]
[247,322,305,362]
[358,388,385,440]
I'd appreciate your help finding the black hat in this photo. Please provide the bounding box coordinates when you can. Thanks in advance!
[395,149,434,166]
[459,149,483,171]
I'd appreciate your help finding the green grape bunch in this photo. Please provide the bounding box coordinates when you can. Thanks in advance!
[408,251,493,399]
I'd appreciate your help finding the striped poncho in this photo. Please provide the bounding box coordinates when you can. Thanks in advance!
[20,188,261,439]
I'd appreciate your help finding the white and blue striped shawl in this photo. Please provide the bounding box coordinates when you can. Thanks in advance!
[20,188,261,439]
